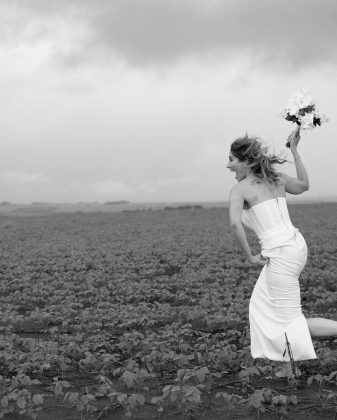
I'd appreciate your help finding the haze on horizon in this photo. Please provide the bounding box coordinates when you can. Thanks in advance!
[1,0,337,204]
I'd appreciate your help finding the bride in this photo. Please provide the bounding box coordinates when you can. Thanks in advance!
[227,126,337,361]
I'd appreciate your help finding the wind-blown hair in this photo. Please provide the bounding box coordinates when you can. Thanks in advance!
[230,134,287,185]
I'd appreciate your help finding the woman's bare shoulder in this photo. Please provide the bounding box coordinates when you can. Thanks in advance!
[229,182,246,202]
[230,180,248,194]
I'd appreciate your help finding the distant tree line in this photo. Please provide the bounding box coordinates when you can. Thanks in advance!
[164,204,203,210]
[104,200,130,205]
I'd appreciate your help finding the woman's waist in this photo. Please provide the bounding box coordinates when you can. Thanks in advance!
[257,226,304,249]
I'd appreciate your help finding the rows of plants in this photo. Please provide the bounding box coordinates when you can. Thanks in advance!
[0,203,337,419]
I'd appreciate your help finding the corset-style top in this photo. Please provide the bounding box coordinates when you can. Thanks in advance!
[242,197,299,250]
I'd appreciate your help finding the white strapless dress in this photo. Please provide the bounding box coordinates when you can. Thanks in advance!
[242,197,316,361]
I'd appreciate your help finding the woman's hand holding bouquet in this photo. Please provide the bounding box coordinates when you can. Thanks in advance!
[281,90,329,147]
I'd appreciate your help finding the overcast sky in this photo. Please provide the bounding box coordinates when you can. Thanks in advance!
[1,0,337,203]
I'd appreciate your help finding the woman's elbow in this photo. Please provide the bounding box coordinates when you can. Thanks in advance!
[296,181,309,194]
[302,182,310,192]
[230,221,242,230]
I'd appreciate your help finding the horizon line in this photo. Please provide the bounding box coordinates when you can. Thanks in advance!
[1,196,337,206]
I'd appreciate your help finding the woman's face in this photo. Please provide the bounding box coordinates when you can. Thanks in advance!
[227,152,246,181]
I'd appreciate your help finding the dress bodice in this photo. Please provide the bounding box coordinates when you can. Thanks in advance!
[242,197,298,250]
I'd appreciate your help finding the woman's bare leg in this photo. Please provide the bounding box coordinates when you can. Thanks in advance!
[307,318,337,337]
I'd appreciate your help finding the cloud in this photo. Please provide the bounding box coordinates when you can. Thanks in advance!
[0,171,56,202]
[1,0,337,71]
[0,171,54,186]
[88,179,134,198]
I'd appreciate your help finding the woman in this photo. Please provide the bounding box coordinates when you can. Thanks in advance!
[227,127,337,362]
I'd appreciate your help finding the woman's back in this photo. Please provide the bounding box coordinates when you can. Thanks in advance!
[241,176,286,210]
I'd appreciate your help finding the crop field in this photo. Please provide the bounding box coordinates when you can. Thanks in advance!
[0,203,337,419]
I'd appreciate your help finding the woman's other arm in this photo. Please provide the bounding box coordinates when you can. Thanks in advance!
[229,186,266,266]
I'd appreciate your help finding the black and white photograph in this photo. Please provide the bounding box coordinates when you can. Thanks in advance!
[0,1,337,418]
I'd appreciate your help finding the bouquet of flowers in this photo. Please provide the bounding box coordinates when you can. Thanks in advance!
[280,89,329,147]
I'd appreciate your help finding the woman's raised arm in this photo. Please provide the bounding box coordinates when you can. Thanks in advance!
[278,127,309,195]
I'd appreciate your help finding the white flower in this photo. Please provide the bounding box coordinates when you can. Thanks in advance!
[287,101,300,116]
[315,111,329,124]
[292,89,315,109]
[299,113,315,132]
[302,92,315,108]
[279,109,287,118]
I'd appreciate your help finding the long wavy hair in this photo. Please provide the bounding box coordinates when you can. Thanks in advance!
[230,134,287,185]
